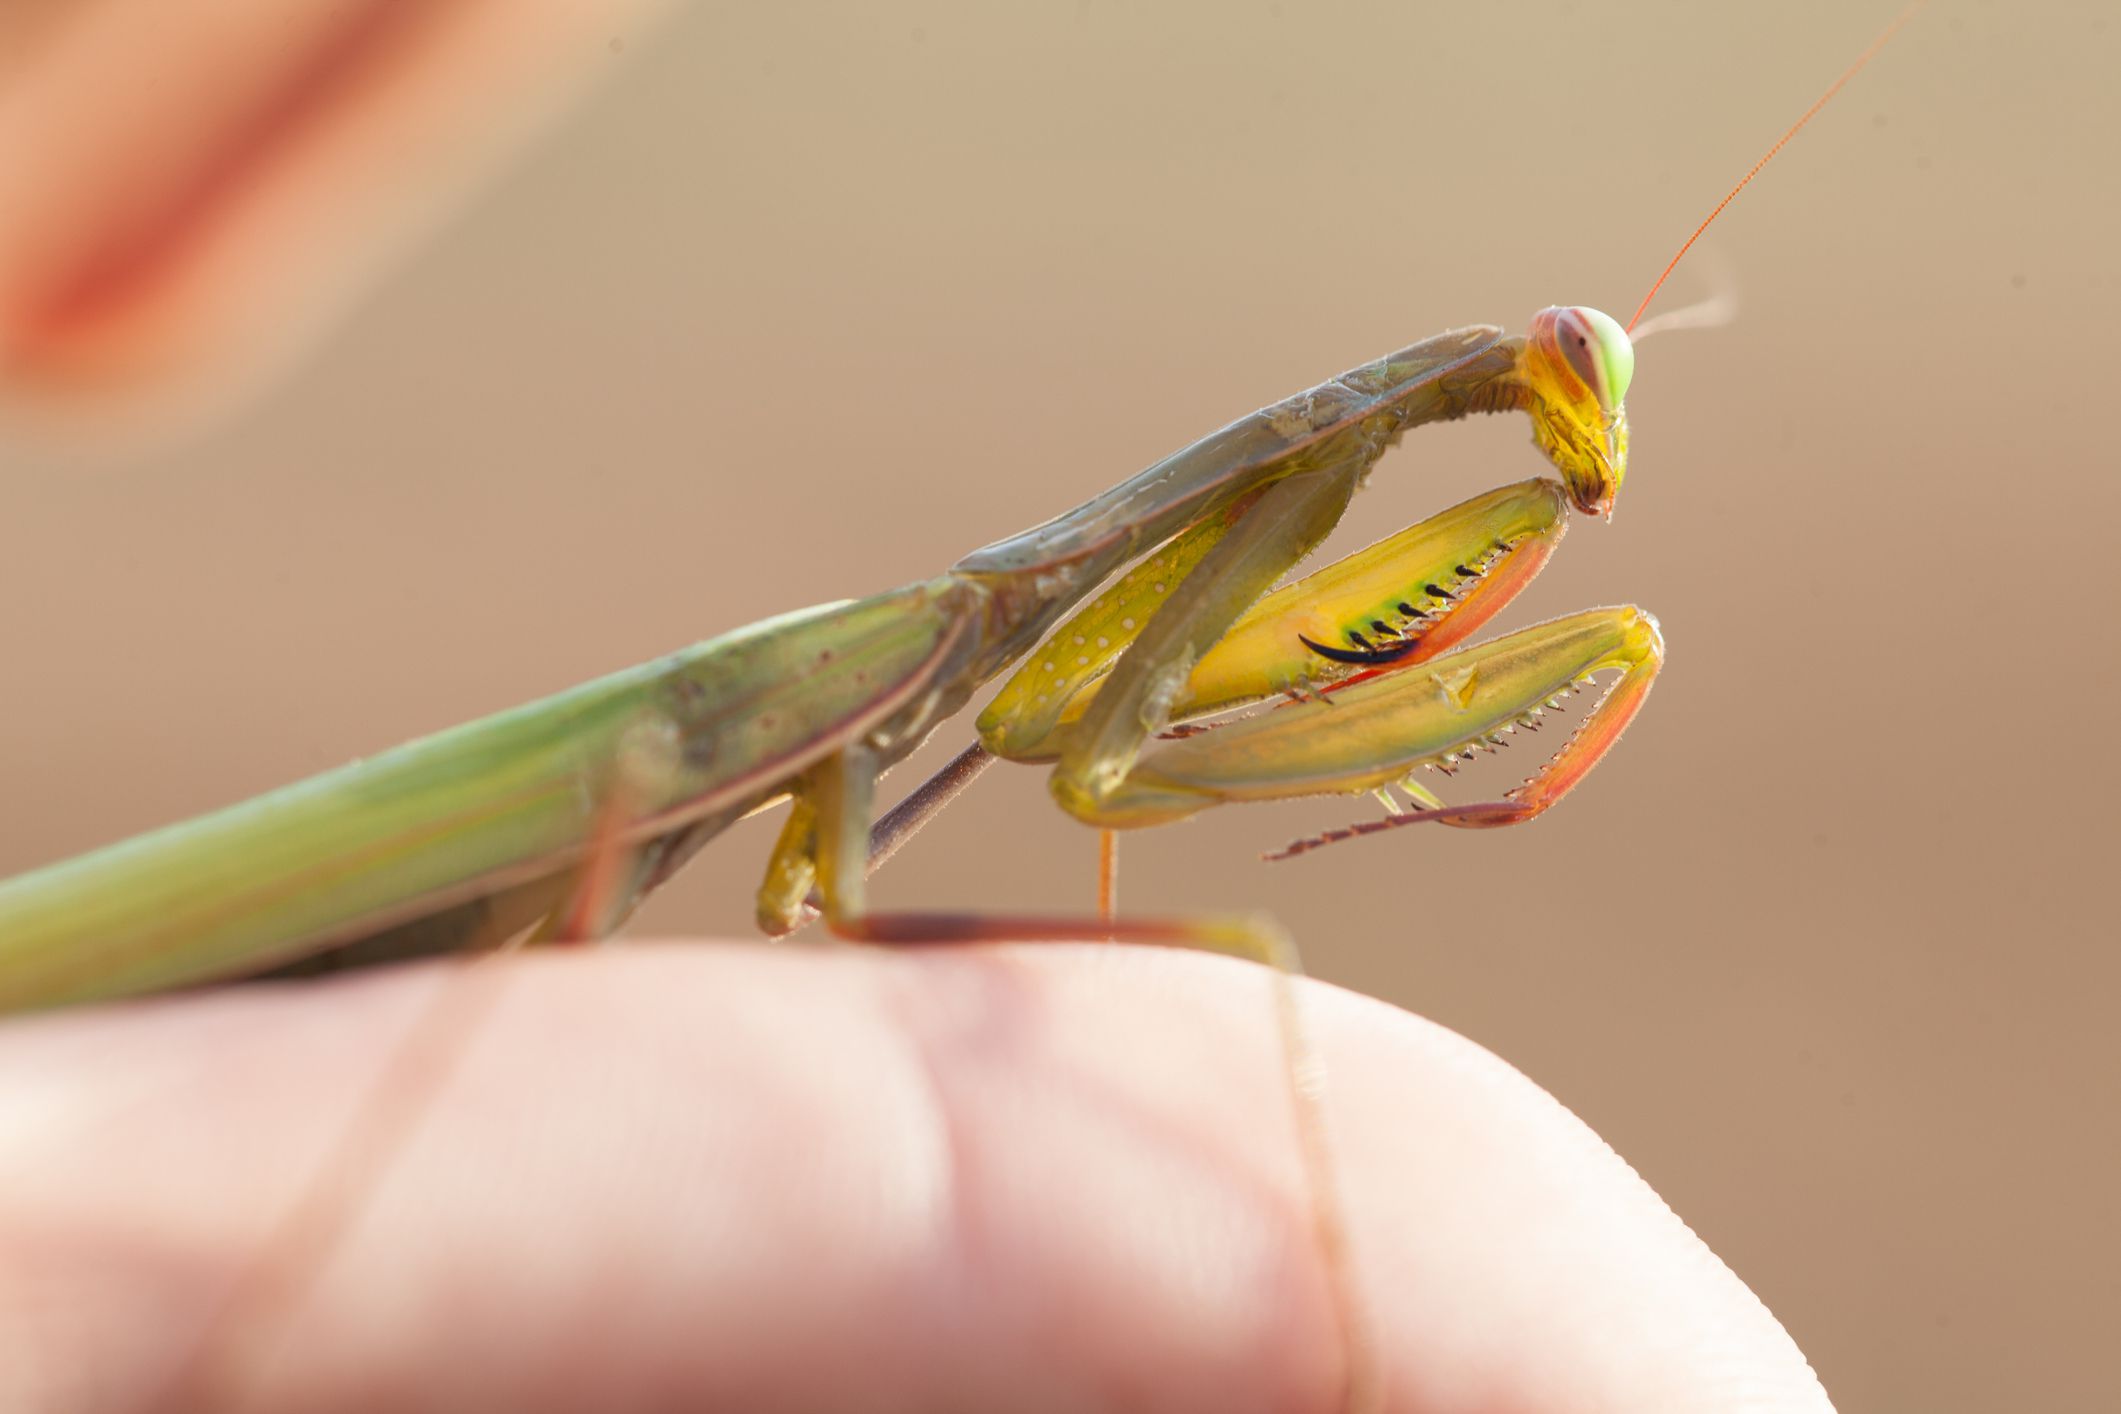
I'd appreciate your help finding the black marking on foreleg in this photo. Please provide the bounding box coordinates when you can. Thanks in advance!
[1298,632,1423,666]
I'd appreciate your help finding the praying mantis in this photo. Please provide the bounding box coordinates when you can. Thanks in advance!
[0,0,1924,1008]
[0,302,1649,1009]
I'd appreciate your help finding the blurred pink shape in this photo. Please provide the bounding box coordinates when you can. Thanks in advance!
[0,0,670,429]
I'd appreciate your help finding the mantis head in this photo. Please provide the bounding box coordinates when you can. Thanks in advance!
[1521,305,1633,519]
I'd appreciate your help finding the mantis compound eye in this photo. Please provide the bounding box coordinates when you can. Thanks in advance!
[1552,305,1634,413]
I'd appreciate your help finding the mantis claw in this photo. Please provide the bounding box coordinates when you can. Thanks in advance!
[1263,800,1531,861]
[1297,631,1426,667]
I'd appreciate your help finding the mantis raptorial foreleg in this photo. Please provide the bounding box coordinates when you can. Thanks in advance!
[1118,606,1666,839]
[963,467,1659,864]
[983,478,1570,757]
[1050,457,1368,813]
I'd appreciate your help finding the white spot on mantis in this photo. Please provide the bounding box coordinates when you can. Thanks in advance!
[1044,662,1056,672]
[1077,656,1089,666]
[1095,636,1109,647]
[1122,617,1136,630]
[1153,583,1167,594]
[1074,635,1086,645]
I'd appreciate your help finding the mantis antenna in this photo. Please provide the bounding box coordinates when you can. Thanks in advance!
[1626,1,1927,334]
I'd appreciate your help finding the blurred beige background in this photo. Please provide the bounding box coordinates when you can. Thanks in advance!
[3,1,2116,1408]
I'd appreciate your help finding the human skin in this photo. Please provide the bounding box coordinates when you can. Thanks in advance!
[0,944,1834,1413]
[0,0,670,417]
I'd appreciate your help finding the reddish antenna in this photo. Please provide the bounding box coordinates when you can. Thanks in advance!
[1626,2,1926,335]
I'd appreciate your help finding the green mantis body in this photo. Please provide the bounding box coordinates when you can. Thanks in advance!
[0,308,1657,1011]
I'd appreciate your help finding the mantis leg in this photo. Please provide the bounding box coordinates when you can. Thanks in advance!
[1086,605,1666,846]
[1266,609,1664,854]
[1048,458,1366,815]
[534,717,692,943]
[965,460,1658,847]
[792,739,1279,959]
[1166,478,1571,716]
[983,478,1569,760]
[973,476,1614,834]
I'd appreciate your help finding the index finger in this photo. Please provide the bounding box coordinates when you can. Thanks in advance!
[0,943,1833,1413]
